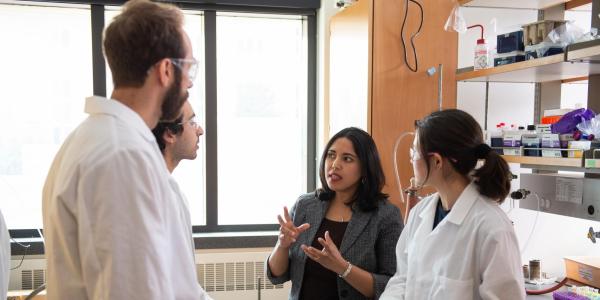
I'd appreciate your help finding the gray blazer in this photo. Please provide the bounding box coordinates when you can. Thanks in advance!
[266,192,402,300]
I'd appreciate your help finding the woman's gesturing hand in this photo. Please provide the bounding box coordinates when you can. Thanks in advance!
[277,206,310,249]
[301,231,348,275]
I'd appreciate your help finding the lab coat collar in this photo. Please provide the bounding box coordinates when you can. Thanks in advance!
[446,181,479,225]
[418,194,439,221]
[84,96,155,142]
[417,182,479,227]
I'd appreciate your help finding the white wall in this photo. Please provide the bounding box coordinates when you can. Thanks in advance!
[317,1,342,155]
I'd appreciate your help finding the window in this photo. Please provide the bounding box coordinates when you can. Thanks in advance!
[0,3,92,229]
[215,13,308,225]
[175,12,208,226]
[1,1,317,236]
[105,8,208,225]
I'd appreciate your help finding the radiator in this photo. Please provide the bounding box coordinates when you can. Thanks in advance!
[8,257,45,292]
[9,250,291,300]
[195,249,291,300]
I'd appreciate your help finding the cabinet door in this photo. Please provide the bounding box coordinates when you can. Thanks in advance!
[371,0,458,219]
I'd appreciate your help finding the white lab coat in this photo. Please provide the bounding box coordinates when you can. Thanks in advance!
[42,96,210,300]
[381,182,525,300]
[0,209,9,300]
[168,176,213,299]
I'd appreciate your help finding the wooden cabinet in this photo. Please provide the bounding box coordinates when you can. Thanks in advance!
[329,0,458,219]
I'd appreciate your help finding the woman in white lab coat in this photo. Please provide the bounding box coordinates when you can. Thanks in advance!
[380,109,525,300]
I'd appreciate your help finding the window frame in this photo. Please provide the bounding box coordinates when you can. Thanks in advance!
[7,0,318,254]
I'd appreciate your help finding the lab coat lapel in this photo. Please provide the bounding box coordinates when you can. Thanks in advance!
[416,196,439,237]
[404,197,438,256]
[340,206,372,255]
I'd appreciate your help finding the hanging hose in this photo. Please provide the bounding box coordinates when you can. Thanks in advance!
[392,131,415,204]
[400,0,424,72]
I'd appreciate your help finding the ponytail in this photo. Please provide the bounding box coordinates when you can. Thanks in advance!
[473,150,511,203]
[415,109,512,204]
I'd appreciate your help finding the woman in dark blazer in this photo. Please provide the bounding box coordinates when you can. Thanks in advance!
[267,127,402,300]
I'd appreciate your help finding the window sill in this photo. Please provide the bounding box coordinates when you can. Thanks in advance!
[193,231,278,249]
[10,231,279,256]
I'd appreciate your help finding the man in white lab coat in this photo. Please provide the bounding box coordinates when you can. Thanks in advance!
[42,0,209,299]
[151,100,212,299]
[0,209,8,300]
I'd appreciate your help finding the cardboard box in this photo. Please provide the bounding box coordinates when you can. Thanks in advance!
[564,256,600,288]
[522,20,567,45]
[584,149,600,169]
[541,134,561,157]
[568,141,592,158]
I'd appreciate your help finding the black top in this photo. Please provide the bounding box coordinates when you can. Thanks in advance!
[433,199,451,230]
[300,218,349,300]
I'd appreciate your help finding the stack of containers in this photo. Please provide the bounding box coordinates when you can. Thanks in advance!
[489,123,506,154]
[503,124,523,156]
[495,30,526,66]
[522,125,541,157]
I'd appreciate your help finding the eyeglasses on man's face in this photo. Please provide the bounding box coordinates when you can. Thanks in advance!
[179,115,201,129]
[169,58,199,82]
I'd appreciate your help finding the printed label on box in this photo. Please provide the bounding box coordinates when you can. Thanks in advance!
[586,159,600,168]
[579,266,594,281]
[542,150,562,158]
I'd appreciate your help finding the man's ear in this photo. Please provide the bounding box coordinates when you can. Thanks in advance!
[155,58,173,87]
[162,129,177,145]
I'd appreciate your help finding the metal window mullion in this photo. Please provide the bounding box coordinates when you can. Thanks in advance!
[307,14,317,193]
[204,10,218,230]
[91,4,106,97]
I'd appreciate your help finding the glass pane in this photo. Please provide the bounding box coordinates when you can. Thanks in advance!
[104,8,207,225]
[175,12,207,226]
[0,3,92,229]
[216,13,308,225]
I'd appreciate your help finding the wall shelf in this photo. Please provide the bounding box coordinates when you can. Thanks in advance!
[502,155,583,167]
[501,155,600,173]
[567,39,600,62]
[458,0,572,9]
[456,54,600,83]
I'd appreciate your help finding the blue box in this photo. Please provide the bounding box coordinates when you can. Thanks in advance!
[497,31,524,54]
[494,52,526,66]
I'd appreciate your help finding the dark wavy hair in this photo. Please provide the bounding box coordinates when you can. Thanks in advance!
[152,114,184,153]
[415,109,511,202]
[316,127,388,212]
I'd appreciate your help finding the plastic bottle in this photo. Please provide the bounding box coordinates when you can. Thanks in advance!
[474,38,490,70]
[467,24,490,70]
